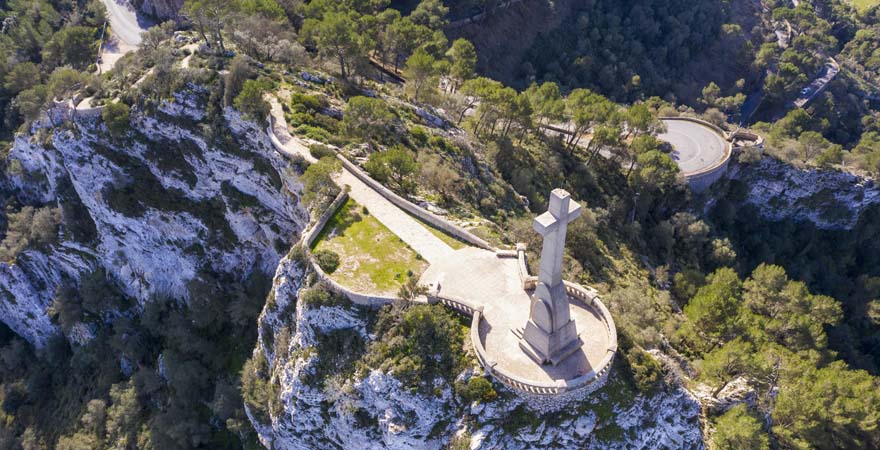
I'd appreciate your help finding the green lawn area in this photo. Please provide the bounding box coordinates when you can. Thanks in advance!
[411,215,469,250]
[312,199,428,295]
[851,0,879,11]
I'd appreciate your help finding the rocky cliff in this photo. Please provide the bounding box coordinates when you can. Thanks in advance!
[726,157,879,229]
[0,87,308,348]
[131,0,184,21]
[248,266,705,450]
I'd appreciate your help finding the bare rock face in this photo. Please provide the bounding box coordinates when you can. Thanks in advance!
[250,274,705,449]
[0,84,308,347]
[132,0,184,20]
[727,158,880,229]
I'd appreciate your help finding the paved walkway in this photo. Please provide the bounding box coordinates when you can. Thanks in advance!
[658,119,729,175]
[267,97,454,264]
[420,248,611,384]
[269,94,616,390]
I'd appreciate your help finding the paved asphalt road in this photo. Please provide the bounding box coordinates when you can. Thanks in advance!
[101,0,148,46]
[657,120,728,175]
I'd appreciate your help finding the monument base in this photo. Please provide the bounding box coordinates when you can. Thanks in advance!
[517,319,581,366]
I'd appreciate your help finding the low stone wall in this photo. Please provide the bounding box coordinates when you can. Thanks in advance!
[265,115,495,252]
[266,115,317,164]
[302,190,349,248]
[301,190,397,307]
[659,116,731,140]
[335,155,495,252]
[660,116,734,193]
[730,130,765,148]
[311,258,397,307]
[476,252,616,403]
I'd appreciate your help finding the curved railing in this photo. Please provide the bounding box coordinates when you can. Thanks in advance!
[659,116,734,179]
[474,265,617,395]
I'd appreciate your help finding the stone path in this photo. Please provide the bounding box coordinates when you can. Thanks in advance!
[269,94,616,393]
[267,97,454,264]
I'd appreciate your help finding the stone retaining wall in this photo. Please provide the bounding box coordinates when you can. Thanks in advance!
[335,155,495,251]
[660,116,734,193]
[265,113,495,252]
[301,190,397,307]
[302,190,350,248]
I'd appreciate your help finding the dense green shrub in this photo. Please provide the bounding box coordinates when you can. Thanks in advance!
[454,376,497,403]
[364,146,419,194]
[0,205,61,262]
[711,404,769,450]
[290,92,325,113]
[313,249,340,273]
[234,79,272,121]
[624,347,663,393]
[300,157,342,211]
[102,102,131,137]
[361,304,467,389]
[309,144,336,160]
[300,284,348,308]
[240,352,275,425]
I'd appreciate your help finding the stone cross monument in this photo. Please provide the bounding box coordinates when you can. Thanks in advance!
[520,189,583,365]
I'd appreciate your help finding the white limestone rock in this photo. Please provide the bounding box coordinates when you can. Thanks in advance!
[0,92,307,348]
[728,158,880,229]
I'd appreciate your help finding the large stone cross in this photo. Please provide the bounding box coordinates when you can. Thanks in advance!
[520,189,583,365]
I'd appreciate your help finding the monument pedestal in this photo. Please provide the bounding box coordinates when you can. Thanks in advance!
[518,189,585,367]
[519,319,582,366]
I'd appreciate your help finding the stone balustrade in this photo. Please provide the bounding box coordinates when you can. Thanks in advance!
[468,279,617,396]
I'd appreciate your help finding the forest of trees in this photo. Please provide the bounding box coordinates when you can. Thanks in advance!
[0,0,877,449]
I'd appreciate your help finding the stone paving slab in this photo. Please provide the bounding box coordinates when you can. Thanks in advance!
[420,248,613,384]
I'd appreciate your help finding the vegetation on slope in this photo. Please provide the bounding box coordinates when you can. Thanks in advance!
[0,0,878,448]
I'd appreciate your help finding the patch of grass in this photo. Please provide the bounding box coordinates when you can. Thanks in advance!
[410,215,468,250]
[851,0,879,11]
[312,199,427,295]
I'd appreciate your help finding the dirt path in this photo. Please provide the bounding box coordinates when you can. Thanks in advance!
[266,96,454,264]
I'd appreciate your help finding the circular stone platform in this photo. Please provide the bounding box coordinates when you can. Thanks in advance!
[658,119,730,176]
[419,247,615,393]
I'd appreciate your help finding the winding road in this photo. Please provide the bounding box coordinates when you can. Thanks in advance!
[98,0,150,72]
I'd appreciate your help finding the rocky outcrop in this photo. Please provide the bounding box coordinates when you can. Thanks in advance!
[131,0,184,21]
[0,87,308,347]
[728,158,879,229]
[250,273,704,449]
